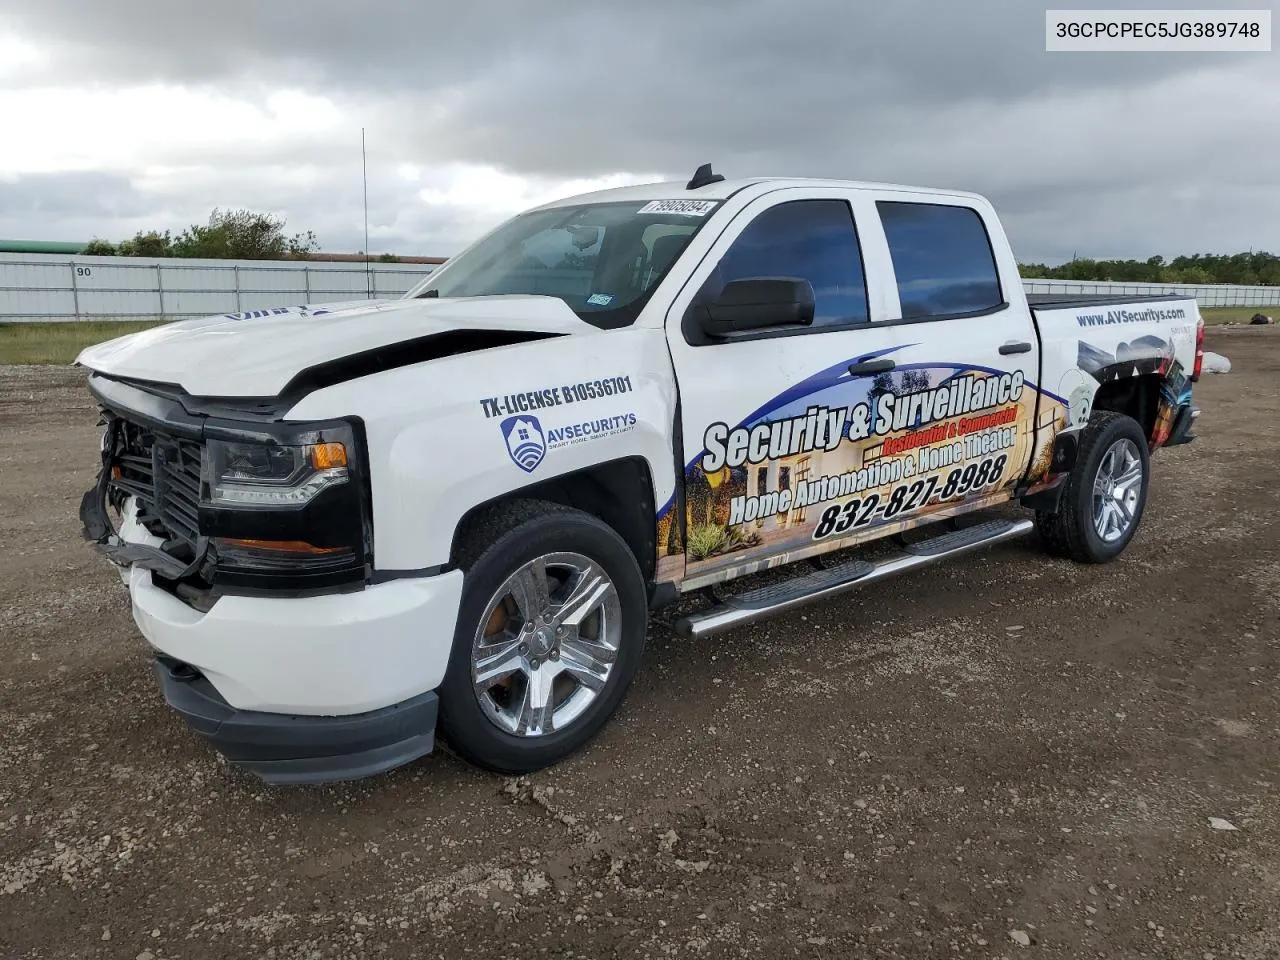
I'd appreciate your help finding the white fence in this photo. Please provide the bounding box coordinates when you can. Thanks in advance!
[1022,277,1280,308]
[1,252,1277,323]
[0,252,438,323]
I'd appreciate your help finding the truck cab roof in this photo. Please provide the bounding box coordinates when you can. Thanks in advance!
[534,176,990,210]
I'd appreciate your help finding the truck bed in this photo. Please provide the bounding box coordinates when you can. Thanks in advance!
[1026,293,1193,310]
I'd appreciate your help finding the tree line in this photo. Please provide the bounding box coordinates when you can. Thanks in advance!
[84,208,320,260]
[1018,252,1280,286]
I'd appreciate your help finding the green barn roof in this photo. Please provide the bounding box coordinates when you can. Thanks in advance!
[0,240,87,254]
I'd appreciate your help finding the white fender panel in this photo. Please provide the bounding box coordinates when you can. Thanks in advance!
[285,327,679,571]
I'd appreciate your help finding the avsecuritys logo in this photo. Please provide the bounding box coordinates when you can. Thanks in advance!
[501,415,547,473]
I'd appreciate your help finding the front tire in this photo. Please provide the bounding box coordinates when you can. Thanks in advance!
[437,500,647,773]
[1035,410,1150,564]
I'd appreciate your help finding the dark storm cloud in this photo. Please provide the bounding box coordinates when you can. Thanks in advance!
[2,0,1276,260]
[3,0,1221,105]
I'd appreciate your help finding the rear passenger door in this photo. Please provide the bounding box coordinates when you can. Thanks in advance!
[658,188,1045,590]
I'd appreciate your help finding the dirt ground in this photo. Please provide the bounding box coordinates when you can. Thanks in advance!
[1,327,1277,960]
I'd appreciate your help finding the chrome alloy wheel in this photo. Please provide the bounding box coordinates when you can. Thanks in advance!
[1092,437,1144,543]
[471,552,621,737]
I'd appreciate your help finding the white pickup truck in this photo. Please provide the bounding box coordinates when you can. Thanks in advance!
[77,167,1204,784]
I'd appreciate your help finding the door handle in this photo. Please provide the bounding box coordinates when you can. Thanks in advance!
[999,341,1033,355]
[848,358,896,376]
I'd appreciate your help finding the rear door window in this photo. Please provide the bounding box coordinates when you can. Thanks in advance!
[877,202,1004,319]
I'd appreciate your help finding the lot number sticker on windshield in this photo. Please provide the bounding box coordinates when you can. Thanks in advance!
[637,199,717,217]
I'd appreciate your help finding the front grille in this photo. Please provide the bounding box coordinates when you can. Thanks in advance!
[108,418,204,549]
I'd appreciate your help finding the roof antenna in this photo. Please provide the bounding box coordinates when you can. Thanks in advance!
[686,163,725,190]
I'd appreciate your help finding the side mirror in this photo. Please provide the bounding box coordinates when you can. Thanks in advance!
[700,277,815,338]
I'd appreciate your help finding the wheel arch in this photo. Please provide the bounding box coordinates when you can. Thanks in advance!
[1090,373,1163,443]
[447,457,658,583]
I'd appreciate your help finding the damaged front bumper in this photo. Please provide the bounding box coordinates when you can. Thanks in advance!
[153,655,439,786]
[79,485,464,785]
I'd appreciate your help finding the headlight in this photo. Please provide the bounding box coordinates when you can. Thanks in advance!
[198,420,372,592]
[206,438,349,508]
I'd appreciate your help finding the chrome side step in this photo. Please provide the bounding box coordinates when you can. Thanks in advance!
[673,517,1035,639]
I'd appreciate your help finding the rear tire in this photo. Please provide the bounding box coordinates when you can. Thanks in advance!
[437,499,647,774]
[1034,410,1150,564]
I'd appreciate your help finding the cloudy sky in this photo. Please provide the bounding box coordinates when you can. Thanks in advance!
[0,0,1276,263]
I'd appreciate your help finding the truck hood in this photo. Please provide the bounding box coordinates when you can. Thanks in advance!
[75,296,596,397]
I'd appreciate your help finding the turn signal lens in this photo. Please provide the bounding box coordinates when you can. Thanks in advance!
[310,442,348,470]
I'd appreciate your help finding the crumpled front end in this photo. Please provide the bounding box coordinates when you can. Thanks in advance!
[78,374,464,785]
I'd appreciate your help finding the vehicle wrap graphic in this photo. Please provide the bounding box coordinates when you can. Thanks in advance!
[222,306,334,320]
[496,410,639,475]
[501,415,547,473]
[1076,333,1191,449]
[655,352,1068,583]
[479,375,635,420]
[487,372,642,476]
[1074,305,1189,327]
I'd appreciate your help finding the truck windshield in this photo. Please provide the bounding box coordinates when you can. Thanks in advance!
[402,200,721,329]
